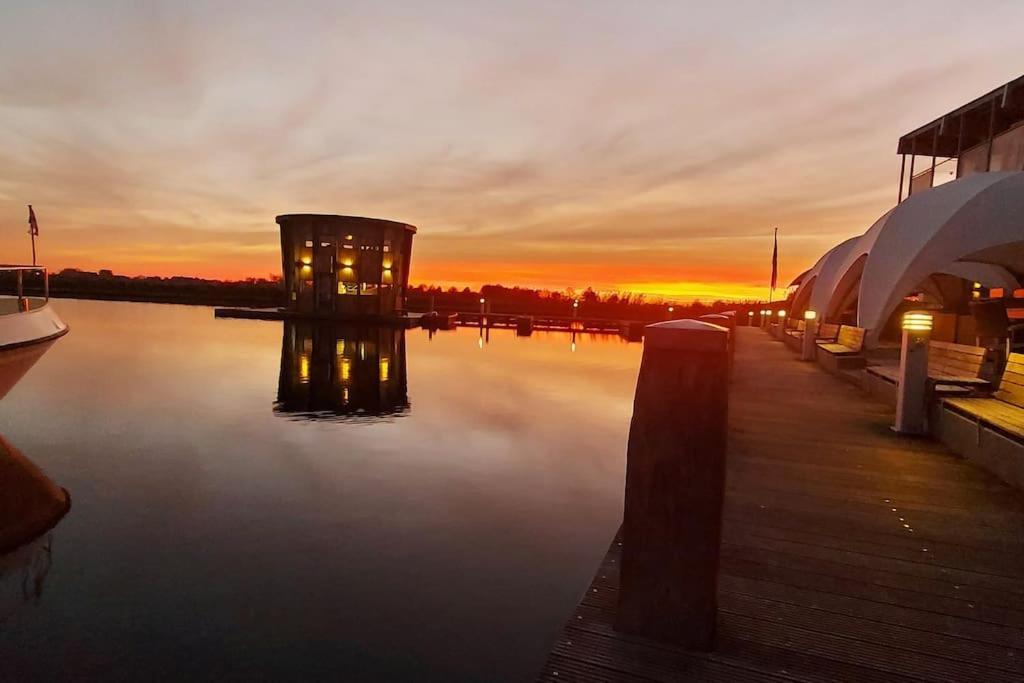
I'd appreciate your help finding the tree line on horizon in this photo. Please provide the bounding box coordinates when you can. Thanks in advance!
[0,268,765,319]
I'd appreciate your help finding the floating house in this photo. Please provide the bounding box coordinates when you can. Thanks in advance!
[788,74,1024,347]
[277,214,416,316]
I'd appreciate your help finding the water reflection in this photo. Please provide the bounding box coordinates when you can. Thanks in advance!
[275,322,409,421]
[0,533,54,624]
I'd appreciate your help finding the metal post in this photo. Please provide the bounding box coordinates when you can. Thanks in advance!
[616,320,729,650]
[43,268,49,301]
[908,137,916,196]
[897,154,906,204]
[985,97,997,172]
[894,312,933,435]
[930,126,939,188]
[955,111,966,178]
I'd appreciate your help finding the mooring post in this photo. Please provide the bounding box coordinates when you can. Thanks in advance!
[894,311,933,434]
[616,319,729,651]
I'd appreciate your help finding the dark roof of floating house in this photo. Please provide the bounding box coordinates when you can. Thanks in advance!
[275,214,417,234]
[897,74,1024,157]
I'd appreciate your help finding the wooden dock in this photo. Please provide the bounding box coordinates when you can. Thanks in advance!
[538,326,1024,682]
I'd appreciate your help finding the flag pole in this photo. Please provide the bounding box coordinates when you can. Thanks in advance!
[769,227,778,304]
[27,205,38,266]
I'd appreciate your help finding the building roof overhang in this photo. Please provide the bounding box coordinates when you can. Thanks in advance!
[897,74,1024,158]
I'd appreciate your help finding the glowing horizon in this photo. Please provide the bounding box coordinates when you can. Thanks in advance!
[1,2,1021,301]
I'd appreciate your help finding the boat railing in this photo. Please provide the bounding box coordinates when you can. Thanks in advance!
[0,265,49,311]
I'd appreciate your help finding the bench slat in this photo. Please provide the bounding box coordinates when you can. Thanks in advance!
[946,398,1024,439]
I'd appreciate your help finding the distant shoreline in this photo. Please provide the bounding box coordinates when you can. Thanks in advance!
[3,269,759,322]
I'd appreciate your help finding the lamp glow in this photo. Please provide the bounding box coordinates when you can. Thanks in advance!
[777,310,786,318]
[804,310,817,321]
[748,311,754,317]
[902,311,933,332]
[479,298,485,304]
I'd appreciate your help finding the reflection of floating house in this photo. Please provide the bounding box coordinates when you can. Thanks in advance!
[789,74,1024,347]
[277,214,416,316]
[276,322,409,421]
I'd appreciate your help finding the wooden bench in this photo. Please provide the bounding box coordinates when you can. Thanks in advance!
[865,341,989,406]
[816,322,840,341]
[784,319,843,354]
[815,325,866,371]
[782,320,805,350]
[938,353,1024,490]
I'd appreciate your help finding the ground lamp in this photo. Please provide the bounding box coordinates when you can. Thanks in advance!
[801,310,817,361]
[773,309,785,338]
[894,311,933,435]
[479,297,486,315]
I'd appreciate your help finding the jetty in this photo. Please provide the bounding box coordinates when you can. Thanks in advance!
[538,325,1024,682]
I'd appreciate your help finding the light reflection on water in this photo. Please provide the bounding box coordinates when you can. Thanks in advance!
[0,299,641,681]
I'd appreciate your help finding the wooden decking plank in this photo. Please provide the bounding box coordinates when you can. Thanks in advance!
[720,591,1024,676]
[537,328,1024,681]
[716,540,1024,614]
[722,518,1024,587]
[721,554,1024,628]
[720,574,1024,650]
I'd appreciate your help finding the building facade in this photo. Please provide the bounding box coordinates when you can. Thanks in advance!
[897,74,1024,201]
[278,214,416,315]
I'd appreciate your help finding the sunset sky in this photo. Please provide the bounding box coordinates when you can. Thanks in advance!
[1,1,1021,301]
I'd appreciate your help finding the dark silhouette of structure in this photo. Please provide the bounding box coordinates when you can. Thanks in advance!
[277,214,415,316]
[275,322,409,421]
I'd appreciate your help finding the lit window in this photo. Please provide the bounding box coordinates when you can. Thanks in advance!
[343,244,354,249]
[320,241,331,248]
[380,356,390,382]
[304,240,313,248]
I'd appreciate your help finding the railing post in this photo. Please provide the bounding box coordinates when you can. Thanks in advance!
[16,269,26,311]
[894,311,933,434]
[42,268,49,302]
[616,319,729,650]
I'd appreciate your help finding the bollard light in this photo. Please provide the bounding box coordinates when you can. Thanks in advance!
[895,310,933,434]
[902,311,933,332]
[801,310,818,360]
[747,311,754,317]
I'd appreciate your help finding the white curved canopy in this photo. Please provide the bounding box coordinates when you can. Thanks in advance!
[857,172,1024,344]
[791,171,1024,347]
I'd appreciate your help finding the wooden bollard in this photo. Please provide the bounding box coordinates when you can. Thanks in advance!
[616,319,729,650]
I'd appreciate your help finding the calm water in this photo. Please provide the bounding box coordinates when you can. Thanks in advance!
[0,299,641,681]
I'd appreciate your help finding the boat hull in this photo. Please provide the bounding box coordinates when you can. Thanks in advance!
[0,299,68,400]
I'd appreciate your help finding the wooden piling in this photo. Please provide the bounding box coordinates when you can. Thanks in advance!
[615,319,730,651]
